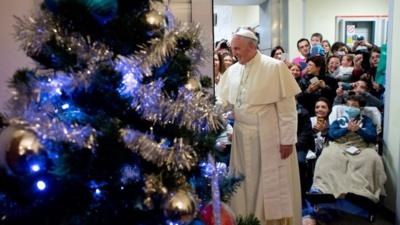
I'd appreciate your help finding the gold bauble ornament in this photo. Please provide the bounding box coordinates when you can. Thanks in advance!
[143,174,168,209]
[145,9,167,36]
[184,78,202,91]
[164,190,197,223]
[0,120,41,174]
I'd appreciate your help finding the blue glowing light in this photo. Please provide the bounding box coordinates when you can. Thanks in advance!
[115,59,142,97]
[159,138,171,149]
[120,164,141,184]
[166,221,182,225]
[199,161,214,178]
[61,103,70,109]
[119,73,139,96]
[89,181,107,199]
[95,188,101,195]
[199,161,228,178]
[36,180,47,191]
[55,87,62,95]
[31,164,41,172]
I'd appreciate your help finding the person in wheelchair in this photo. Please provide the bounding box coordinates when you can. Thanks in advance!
[311,94,386,203]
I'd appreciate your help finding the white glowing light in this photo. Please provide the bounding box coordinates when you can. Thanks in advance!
[31,164,41,172]
[36,180,47,191]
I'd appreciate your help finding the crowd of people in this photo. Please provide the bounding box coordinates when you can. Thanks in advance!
[213,29,387,225]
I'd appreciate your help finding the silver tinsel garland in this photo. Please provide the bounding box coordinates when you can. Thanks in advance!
[127,80,225,133]
[13,11,56,55]
[13,10,113,84]
[116,22,222,133]
[116,21,203,79]
[6,71,97,150]
[13,107,96,150]
[121,128,197,171]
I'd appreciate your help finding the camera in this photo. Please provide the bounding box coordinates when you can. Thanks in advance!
[352,34,364,41]
[341,82,352,90]
[216,39,229,50]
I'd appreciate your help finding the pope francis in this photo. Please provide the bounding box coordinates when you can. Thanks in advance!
[217,28,302,225]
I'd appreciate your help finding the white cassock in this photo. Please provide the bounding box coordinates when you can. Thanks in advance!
[218,52,302,225]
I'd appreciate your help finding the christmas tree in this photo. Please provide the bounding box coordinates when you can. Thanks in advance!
[0,0,243,224]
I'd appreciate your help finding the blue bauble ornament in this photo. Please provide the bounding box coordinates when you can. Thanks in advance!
[83,0,118,25]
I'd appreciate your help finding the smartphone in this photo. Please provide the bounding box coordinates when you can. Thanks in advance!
[310,77,319,84]
[357,36,365,41]
[280,53,287,61]
[341,82,352,90]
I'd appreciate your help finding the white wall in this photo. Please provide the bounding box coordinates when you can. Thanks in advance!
[214,5,259,43]
[214,6,233,43]
[192,0,214,77]
[232,5,259,29]
[167,0,192,22]
[384,0,400,214]
[0,0,36,111]
[168,0,214,77]
[306,0,388,44]
[288,0,306,60]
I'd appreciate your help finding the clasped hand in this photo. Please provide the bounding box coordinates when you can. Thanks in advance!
[313,121,328,132]
[347,119,361,132]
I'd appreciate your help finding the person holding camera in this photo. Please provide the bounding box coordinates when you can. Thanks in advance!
[351,35,374,52]
[215,39,231,55]
[334,80,383,110]
[271,45,290,67]
[352,47,384,99]
[296,56,337,116]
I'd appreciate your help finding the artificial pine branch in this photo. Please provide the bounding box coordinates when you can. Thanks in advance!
[236,214,261,225]
[220,174,245,203]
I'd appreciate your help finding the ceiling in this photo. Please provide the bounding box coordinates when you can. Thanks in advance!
[214,0,267,5]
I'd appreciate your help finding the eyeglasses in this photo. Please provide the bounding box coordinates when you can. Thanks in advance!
[299,44,309,49]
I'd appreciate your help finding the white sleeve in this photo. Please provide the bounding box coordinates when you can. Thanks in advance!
[215,70,230,105]
[276,97,298,145]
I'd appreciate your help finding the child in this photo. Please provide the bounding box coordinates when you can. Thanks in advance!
[310,33,323,46]
[335,54,354,81]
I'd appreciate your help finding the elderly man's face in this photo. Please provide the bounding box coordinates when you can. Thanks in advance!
[231,36,256,65]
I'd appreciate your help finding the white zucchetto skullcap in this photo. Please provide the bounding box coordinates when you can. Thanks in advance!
[234,28,258,42]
